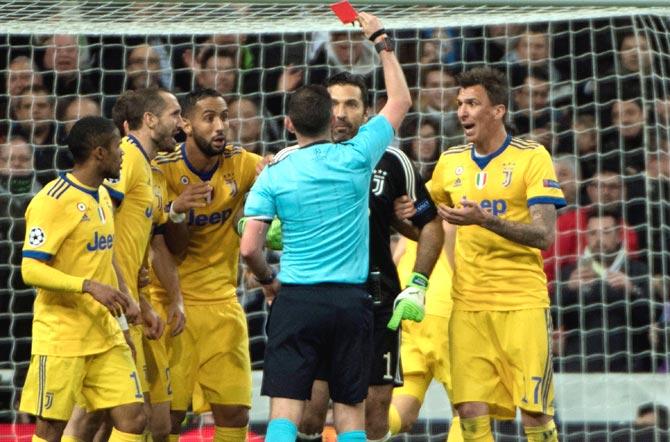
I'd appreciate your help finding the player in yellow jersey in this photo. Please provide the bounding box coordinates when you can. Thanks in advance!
[429,67,565,442]
[151,88,262,442]
[19,116,146,442]
[388,218,462,442]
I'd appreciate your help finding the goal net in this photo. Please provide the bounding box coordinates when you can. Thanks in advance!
[2,0,670,440]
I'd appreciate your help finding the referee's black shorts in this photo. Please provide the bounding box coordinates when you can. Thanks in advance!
[261,283,373,405]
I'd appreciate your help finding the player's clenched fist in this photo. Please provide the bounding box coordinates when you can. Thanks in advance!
[171,182,213,214]
[83,279,131,317]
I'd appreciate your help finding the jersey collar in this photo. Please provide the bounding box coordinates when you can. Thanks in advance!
[300,139,331,149]
[126,134,151,164]
[62,173,100,202]
[181,142,220,181]
[470,133,512,170]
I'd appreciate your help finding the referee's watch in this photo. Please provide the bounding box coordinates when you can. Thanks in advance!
[374,37,394,54]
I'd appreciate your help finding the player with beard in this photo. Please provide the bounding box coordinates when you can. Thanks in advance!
[294,72,443,442]
[152,88,262,442]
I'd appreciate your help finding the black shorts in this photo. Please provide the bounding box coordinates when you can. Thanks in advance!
[261,284,373,405]
[315,303,402,387]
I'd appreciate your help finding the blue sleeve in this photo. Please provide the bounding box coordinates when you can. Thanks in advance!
[244,167,276,220]
[346,115,394,169]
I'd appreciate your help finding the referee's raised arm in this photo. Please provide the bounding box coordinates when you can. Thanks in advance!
[357,12,411,131]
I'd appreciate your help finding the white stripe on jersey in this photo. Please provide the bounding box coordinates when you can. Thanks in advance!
[272,144,300,164]
[385,146,417,201]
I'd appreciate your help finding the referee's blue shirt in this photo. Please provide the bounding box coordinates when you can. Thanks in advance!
[245,115,394,285]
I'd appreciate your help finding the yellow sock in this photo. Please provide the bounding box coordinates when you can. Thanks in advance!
[32,436,48,442]
[168,435,180,442]
[459,416,493,442]
[446,416,463,442]
[61,436,84,442]
[213,426,247,442]
[524,420,558,442]
[388,404,402,435]
[108,428,145,442]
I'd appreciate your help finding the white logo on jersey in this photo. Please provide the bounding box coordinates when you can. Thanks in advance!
[77,203,86,212]
[455,166,464,175]
[106,178,120,184]
[371,170,387,196]
[226,178,238,197]
[502,170,513,187]
[180,175,189,185]
[28,227,46,247]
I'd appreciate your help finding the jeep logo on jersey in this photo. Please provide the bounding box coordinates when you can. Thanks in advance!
[480,199,507,216]
[87,232,114,251]
[371,169,387,196]
[188,208,233,226]
[475,172,487,189]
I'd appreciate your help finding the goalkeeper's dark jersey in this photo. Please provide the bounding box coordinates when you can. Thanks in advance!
[369,147,437,308]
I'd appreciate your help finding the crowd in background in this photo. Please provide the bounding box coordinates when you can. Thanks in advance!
[1,15,670,419]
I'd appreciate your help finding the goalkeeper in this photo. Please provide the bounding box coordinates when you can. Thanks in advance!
[240,11,416,442]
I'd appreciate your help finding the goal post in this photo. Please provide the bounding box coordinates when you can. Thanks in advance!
[1,0,670,439]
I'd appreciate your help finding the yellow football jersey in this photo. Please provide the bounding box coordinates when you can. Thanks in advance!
[396,238,452,318]
[151,143,261,304]
[22,173,125,356]
[151,167,169,232]
[104,135,155,300]
[430,136,565,311]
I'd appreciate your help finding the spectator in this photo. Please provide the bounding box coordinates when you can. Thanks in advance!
[40,34,96,96]
[602,97,647,174]
[0,136,40,196]
[464,24,523,66]
[557,112,599,176]
[228,97,266,154]
[634,403,669,431]
[4,55,43,97]
[125,43,166,90]
[556,208,653,373]
[511,68,561,136]
[58,96,101,136]
[196,47,238,97]
[9,85,71,185]
[400,117,441,181]
[415,65,460,145]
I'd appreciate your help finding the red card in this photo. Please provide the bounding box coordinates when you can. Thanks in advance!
[330,0,357,24]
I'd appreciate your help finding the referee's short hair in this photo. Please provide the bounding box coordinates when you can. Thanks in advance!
[324,72,369,110]
[288,85,332,137]
[67,116,118,164]
[458,67,508,107]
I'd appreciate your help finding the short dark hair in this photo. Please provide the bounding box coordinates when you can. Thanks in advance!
[287,85,332,137]
[122,88,168,131]
[199,46,236,69]
[420,64,456,88]
[586,205,622,225]
[457,67,508,107]
[66,116,118,164]
[180,88,225,119]
[111,90,136,134]
[325,72,369,109]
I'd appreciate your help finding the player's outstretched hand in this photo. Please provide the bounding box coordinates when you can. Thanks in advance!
[262,278,281,306]
[125,298,141,325]
[387,272,427,330]
[171,182,213,215]
[137,266,151,289]
[167,297,186,336]
[394,195,416,221]
[357,11,385,40]
[84,279,130,317]
[438,199,488,226]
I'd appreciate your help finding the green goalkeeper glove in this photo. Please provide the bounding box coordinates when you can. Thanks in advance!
[387,272,427,331]
[237,217,283,251]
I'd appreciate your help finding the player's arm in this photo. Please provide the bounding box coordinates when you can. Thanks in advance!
[112,255,141,324]
[164,182,212,258]
[150,233,186,336]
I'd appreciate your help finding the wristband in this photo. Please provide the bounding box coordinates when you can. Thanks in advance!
[169,203,186,223]
[407,272,429,289]
[257,269,277,285]
[116,314,129,331]
[368,28,387,42]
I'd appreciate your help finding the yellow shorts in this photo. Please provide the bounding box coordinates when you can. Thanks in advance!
[449,309,555,420]
[393,313,452,403]
[130,325,149,393]
[170,299,252,411]
[19,345,143,420]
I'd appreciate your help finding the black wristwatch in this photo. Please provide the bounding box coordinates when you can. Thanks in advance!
[374,37,394,54]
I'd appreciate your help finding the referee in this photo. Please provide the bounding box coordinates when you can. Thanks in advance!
[240,11,412,442]
[297,71,444,442]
